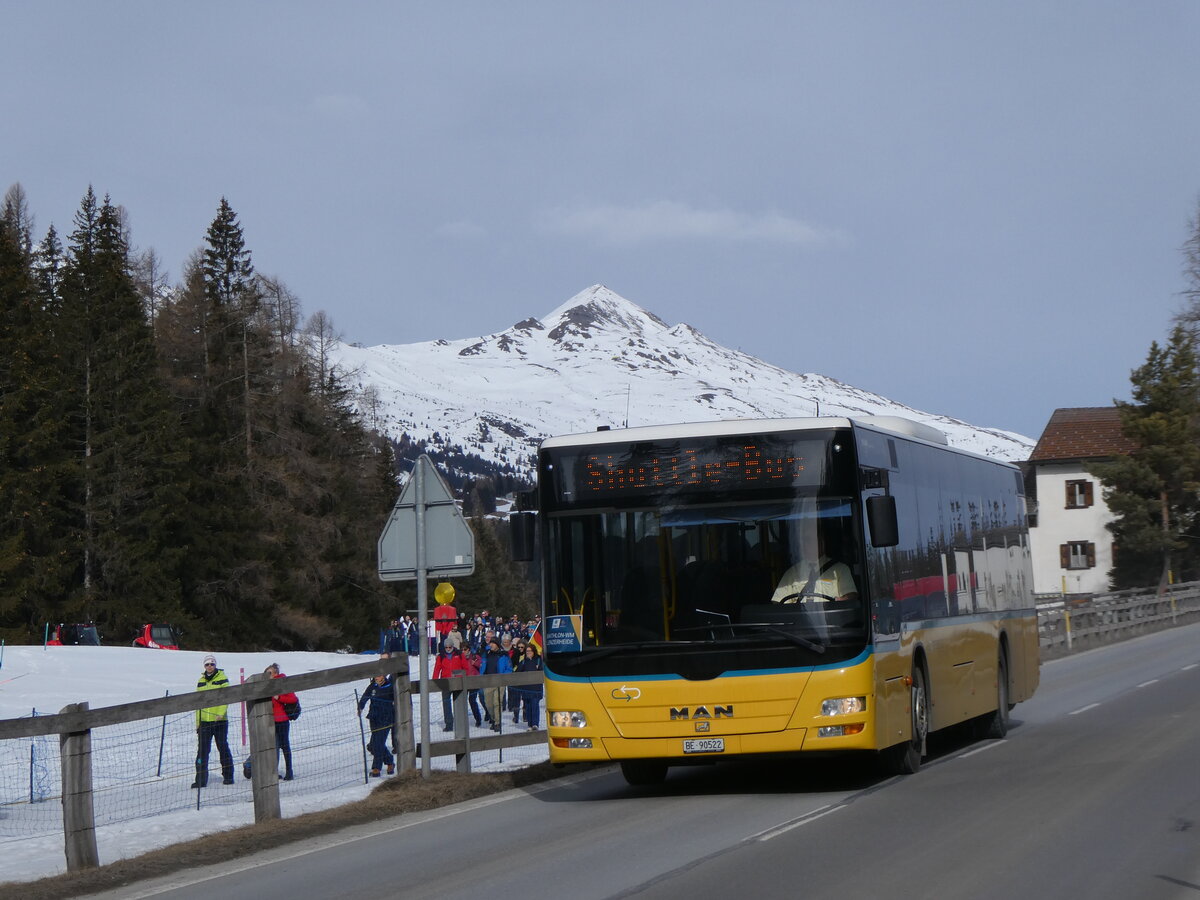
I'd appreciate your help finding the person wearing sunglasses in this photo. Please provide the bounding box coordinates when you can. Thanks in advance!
[192,654,234,788]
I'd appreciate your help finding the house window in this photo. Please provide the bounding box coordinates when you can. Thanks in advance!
[1060,541,1096,570]
[1065,479,1094,509]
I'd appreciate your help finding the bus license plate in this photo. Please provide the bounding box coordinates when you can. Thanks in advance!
[683,738,724,754]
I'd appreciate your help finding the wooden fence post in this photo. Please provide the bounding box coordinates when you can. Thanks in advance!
[453,688,471,774]
[59,701,98,871]
[246,673,280,823]
[393,659,416,774]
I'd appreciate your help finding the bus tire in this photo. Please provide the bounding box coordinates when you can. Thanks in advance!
[979,652,1010,740]
[880,666,928,776]
[620,760,668,786]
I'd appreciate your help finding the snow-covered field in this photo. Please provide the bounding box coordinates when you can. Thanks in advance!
[0,644,547,885]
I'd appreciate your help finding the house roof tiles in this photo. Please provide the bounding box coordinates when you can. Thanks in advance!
[1027,407,1136,462]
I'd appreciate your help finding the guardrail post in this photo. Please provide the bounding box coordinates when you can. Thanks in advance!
[59,701,98,871]
[246,673,280,823]
[1063,609,1072,651]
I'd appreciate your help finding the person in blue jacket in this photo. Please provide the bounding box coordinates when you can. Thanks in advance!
[357,673,396,776]
[478,637,512,732]
[515,644,544,730]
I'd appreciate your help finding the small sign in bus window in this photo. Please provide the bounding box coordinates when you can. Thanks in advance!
[545,615,584,653]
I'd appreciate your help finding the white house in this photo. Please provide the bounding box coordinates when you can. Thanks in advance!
[1026,407,1134,597]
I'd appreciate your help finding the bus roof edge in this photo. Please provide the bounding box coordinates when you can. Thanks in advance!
[852,416,949,445]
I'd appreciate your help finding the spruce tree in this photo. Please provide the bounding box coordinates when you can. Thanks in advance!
[165,200,272,641]
[1090,326,1200,589]
[0,201,88,639]
[55,192,192,636]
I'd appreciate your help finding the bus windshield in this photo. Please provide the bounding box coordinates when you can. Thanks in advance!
[544,496,868,677]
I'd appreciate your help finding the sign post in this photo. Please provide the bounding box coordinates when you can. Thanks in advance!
[378,455,474,777]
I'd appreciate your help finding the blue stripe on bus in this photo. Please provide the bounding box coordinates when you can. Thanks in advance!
[544,646,874,683]
[898,607,1037,630]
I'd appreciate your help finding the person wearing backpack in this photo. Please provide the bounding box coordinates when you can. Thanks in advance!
[265,662,298,780]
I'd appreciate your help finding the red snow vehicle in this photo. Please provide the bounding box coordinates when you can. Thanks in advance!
[47,623,101,646]
[133,623,181,650]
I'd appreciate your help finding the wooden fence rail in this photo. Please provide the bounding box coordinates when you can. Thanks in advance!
[0,654,545,871]
[8,583,1200,873]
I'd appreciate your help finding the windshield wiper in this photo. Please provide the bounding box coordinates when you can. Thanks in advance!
[672,622,826,654]
[561,641,676,663]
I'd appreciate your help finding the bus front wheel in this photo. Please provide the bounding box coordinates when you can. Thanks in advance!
[621,760,668,786]
[880,666,928,776]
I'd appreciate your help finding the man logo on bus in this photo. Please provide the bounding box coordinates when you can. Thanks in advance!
[669,705,733,720]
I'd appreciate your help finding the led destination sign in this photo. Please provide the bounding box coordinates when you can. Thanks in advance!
[547,434,833,505]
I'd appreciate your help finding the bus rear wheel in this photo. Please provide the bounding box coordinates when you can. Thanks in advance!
[974,652,1010,740]
[880,666,928,776]
[620,760,668,786]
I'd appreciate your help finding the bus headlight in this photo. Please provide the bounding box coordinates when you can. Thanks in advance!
[818,723,865,738]
[551,710,587,728]
[821,697,867,716]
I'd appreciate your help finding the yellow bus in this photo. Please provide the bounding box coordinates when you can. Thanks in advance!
[513,416,1039,785]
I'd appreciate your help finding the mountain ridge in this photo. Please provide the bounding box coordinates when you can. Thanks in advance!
[331,285,1033,483]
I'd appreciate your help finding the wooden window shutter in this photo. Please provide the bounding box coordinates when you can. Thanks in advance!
[1086,542,1096,567]
[1060,544,1069,568]
[1084,481,1094,507]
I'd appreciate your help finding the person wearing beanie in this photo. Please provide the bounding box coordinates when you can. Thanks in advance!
[192,654,235,788]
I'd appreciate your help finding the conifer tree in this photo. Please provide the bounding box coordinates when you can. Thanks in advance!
[55,191,192,635]
[1090,326,1200,589]
[0,214,78,635]
[163,201,273,639]
[200,198,268,468]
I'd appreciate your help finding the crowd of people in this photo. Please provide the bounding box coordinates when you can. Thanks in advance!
[190,609,545,786]
[379,609,542,658]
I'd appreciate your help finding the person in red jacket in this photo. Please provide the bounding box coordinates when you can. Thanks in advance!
[462,645,485,727]
[265,662,298,780]
[431,640,465,731]
[433,600,458,652]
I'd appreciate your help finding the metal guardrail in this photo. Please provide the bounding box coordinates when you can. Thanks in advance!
[1036,582,1200,658]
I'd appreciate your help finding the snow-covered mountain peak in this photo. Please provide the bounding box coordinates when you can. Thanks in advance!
[544,284,669,347]
[331,286,1034,485]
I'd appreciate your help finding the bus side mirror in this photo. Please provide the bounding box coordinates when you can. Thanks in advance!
[510,512,536,561]
[867,495,899,547]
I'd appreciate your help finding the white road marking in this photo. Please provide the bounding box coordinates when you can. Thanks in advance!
[1068,703,1100,716]
[751,803,846,842]
[957,739,1006,759]
[88,767,611,898]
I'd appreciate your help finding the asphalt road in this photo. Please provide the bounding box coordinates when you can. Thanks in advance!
[95,624,1200,900]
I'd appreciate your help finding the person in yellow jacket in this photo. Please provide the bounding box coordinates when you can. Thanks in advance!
[192,654,235,788]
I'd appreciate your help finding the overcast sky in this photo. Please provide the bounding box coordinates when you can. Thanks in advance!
[5,2,1199,440]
